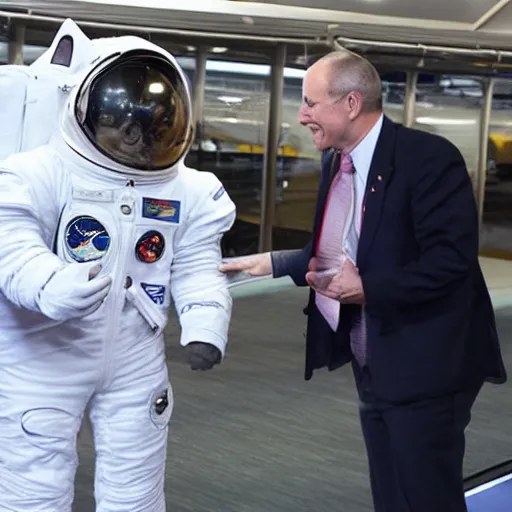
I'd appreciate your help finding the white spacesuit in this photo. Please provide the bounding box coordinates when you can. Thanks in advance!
[0,30,236,512]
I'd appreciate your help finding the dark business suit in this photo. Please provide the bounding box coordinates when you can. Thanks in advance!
[271,116,507,512]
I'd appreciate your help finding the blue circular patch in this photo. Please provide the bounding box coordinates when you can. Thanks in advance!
[65,216,111,262]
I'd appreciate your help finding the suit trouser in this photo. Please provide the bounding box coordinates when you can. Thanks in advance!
[353,363,482,512]
[0,327,173,512]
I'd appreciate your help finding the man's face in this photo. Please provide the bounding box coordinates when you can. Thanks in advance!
[298,62,351,151]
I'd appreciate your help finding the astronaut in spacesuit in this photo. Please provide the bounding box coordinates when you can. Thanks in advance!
[0,31,235,512]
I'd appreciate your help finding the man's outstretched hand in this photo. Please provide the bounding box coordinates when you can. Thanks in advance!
[218,253,272,276]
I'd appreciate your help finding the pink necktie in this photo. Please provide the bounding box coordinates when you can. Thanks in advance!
[314,153,367,366]
[315,153,354,331]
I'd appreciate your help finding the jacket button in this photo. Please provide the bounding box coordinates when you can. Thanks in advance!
[125,276,132,288]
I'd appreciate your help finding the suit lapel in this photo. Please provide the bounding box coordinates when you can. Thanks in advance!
[357,117,397,268]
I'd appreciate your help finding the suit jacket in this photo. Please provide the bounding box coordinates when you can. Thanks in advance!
[272,115,507,403]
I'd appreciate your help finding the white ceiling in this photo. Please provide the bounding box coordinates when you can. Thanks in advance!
[2,0,512,70]
[2,0,512,41]
[255,0,503,25]
[477,1,512,32]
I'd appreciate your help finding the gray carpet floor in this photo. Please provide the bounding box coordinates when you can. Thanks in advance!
[73,287,512,511]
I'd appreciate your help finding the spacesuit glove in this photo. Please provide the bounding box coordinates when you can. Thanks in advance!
[37,262,112,322]
[186,342,222,371]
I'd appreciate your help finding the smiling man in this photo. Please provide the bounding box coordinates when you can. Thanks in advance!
[220,49,506,512]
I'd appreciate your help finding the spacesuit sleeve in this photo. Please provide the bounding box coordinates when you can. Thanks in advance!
[0,166,65,311]
[170,176,236,356]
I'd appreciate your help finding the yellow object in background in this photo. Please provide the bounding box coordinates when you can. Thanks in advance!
[489,133,512,166]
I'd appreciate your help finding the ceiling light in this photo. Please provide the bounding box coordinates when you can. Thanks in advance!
[415,117,476,126]
[217,95,244,104]
[148,82,165,94]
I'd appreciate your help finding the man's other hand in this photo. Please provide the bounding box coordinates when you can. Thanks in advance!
[306,258,365,305]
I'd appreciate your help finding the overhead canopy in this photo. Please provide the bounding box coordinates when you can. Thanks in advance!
[2,0,512,73]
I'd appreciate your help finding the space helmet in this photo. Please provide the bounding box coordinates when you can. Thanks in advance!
[73,43,193,172]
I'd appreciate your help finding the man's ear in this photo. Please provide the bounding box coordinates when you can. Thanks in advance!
[346,91,364,120]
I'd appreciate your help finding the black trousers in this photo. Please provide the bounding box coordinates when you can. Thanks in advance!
[353,363,482,512]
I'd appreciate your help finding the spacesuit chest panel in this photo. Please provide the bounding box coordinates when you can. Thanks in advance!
[55,178,183,330]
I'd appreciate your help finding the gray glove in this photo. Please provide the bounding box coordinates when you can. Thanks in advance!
[186,342,222,371]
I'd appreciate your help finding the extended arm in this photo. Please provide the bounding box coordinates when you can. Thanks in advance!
[270,240,313,286]
[170,176,236,360]
[361,141,478,311]
[221,152,332,285]
[272,150,333,286]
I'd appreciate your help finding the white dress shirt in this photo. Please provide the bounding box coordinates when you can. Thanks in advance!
[344,114,384,264]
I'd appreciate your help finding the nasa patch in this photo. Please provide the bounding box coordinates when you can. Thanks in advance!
[141,283,166,305]
[142,197,180,223]
[135,230,165,263]
[65,216,110,262]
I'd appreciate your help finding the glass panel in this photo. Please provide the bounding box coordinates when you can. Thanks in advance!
[481,78,512,259]
[411,74,483,188]
[0,42,47,64]
[381,71,406,124]
[185,58,272,256]
[270,75,321,252]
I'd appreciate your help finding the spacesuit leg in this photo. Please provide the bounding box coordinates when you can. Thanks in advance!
[0,347,97,511]
[89,331,172,512]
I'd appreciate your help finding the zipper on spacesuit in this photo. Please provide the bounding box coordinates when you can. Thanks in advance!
[101,184,138,382]
[122,178,166,334]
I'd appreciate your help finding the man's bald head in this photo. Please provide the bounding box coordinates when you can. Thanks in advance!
[313,50,382,113]
[299,49,383,152]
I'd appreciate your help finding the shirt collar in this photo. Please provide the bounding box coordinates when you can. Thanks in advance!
[349,113,383,181]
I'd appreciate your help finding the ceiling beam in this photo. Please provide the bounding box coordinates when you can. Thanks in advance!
[472,0,512,31]
[0,9,327,46]
[4,0,474,32]
[333,35,512,63]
